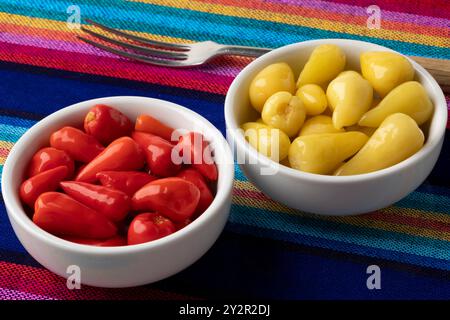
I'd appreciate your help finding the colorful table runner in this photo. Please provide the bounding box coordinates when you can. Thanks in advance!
[0,0,449,299]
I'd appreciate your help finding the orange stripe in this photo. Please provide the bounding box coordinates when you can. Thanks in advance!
[0,22,78,42]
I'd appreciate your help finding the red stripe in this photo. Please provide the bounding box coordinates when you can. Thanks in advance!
[0,42,233,95]
[233,188,450,233]
[0,147,10,157]
[0,261,198,300]
[329,0,450,19]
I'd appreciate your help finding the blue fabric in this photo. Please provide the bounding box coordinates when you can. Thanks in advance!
[1,63,449,299]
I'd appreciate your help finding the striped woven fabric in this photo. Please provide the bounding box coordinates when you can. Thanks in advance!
[0,0,449,299]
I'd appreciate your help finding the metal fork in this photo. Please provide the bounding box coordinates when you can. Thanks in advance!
[78,19,270,67]
[78,19,450,91]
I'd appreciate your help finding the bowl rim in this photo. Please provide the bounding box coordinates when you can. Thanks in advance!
[2,96,234,255]
[225,38,447,184]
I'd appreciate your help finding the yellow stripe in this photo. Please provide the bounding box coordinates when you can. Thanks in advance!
[0,12,193,45]
[233,180,450,224]
[133,0,450,48]
[0,141,13,165]
[0,141,15,149]
[232,194,450,241]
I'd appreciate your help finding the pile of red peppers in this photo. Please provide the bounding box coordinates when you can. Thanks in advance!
[19,104,218,246]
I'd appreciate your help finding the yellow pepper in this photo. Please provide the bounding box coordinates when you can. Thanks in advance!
[299,115,345,136]
[249,62,296,113]
[261,91,306,137]
[360,51,414,97]
[296,84,328,116]
[359,81,433,127]
[297,44,346,88]
[335,113,424,176]
[289,132,368,175]
[326,71,373,129]
[241,122,290,161]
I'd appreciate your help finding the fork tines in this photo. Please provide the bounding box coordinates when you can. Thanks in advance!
[78,19,190,67]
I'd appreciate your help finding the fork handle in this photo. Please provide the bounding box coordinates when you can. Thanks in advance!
[220,45,450,93]
[218,45,271,57]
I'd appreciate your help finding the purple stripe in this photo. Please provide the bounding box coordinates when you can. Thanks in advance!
[0,287,55,300]
[0,32,243,77]
[0,32,115,57]
[265,0,450,28]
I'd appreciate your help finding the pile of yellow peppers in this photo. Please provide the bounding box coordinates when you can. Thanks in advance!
[242,44,433,176]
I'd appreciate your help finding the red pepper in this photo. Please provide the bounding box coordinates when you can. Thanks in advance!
[75,137,145,183]
[63,235,127,247]
[132,177,200,223]
[96,171,157,196]
[131,131,181,177]
[33,192,117,239]
[135,114,175,142]
[50,126,105,163]
[127,213,176,245]
[20,166,68,207]
[60,181,130,222]
[176,132,218,181]
[175,218,192,231]
[84,104,133,145]
[27,147,74,178]
[177,168,214,216]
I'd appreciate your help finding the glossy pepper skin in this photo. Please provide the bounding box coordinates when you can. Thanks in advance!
[135,114,175,142]
[127,213,176,245]
[132,131,181,177]
[62,235,127,247]
[50,126,105,163]
[132,177,200,223]
[96,171,156,196]
[60,181,130,222]
[84,104,133,145]
[177,168,214,216]
[33,192,117,239]
[176,132,218,181]
[75,137,145,183]
[20,166,68,207]
[27,147,74,178]
[335,113,424,176]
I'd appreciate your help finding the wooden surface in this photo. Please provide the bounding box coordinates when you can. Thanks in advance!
[410,56,450,93]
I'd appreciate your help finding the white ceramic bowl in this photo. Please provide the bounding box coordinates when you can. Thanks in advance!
[2,96,234,288]
[225,39,447,216]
